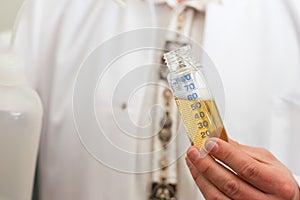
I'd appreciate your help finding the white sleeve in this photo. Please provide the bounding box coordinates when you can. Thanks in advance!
[13,0,67,91]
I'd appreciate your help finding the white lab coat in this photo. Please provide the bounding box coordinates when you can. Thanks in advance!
[0,31,11,54]
[11,0,300,199]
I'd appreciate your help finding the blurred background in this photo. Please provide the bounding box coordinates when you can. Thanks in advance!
[0,0,24,52]
[0,0,24,31]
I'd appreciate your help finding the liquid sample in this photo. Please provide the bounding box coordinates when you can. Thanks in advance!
[175,98,228,147]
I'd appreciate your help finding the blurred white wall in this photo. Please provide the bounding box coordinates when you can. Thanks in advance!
[0,0,25,31]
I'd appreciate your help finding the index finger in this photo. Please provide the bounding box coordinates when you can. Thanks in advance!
[204,137,280,193]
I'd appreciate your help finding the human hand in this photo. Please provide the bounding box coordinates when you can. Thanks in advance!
[186,138,300,200]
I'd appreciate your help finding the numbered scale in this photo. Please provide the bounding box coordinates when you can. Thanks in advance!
[165,46,228,147]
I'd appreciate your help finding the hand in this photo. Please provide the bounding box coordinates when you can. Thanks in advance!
[186,138,300,200]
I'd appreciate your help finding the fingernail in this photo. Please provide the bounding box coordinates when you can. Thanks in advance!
[205,139,219,153]
[188,147,207,162]
[199,148,208,158]
[187,148,200,162]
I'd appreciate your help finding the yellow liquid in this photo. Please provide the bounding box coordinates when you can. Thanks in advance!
[175,99,228,147]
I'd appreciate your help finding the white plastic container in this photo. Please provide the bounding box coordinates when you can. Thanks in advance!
[0,54,43,200]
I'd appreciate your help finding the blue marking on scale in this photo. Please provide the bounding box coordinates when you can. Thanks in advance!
[172,80,178,86]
